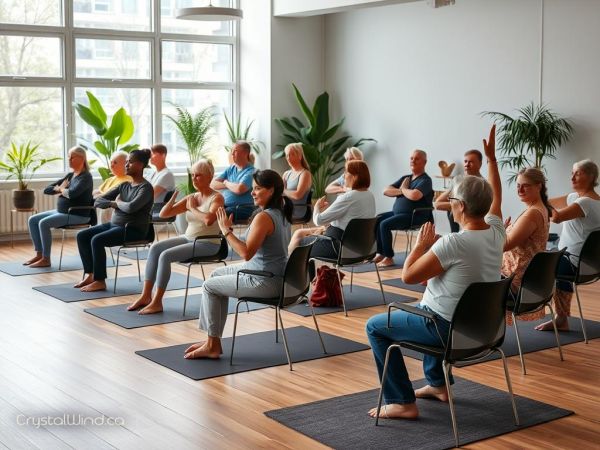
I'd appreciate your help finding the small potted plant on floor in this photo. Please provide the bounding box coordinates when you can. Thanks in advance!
[0,141,62,209]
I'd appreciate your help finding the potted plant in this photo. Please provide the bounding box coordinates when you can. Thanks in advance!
[223,112,264,165]
[484,103,575,183]
[0,141,62,209]
[165,104,216,195]
[273,84,376,198]
[73,91,139,180]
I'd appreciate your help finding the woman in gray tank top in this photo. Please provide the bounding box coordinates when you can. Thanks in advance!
[282,143,312,219]
[184,169,293,360]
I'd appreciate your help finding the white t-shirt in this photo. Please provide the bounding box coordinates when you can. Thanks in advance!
[558,193,600,263]
[148,168,175,202]
[313,189,376,230]
[421,214,506,322]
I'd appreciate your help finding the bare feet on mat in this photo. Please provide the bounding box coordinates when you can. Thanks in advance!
[138,302,163,315]
[367,403,419,419]
[74,274,93,288]
[372,254,384,264]
[183,341,222,359]
[377,257,395,268]
[128,296,151,311]
[29,257,51,268]
[535,317,569,332]
[80,280,106,292]
[415,384,449,402]
[23,254,42,265]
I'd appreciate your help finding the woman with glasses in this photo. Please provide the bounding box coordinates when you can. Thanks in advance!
[365,126,505,420]
[128,159,224,314]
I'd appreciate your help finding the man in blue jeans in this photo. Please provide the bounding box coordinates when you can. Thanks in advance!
[373,149,433,267]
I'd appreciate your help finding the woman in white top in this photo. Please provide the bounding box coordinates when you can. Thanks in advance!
[288,160,376,259]
[366,126,505,420]
[128,159,224,314]
[324,147,364,195]
[282,143,312,219]
[535,159,600,332]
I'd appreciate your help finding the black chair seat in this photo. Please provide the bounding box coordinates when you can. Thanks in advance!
[400,341,444,357]
[239,296,280,307]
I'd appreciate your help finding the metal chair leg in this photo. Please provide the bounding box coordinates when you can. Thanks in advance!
[498,347,520,426]
[229,300,245,365]
[182,264,192,316]
[374,263,387,305]
[113,248,121,294]
[277,307,293,371]
[443,362,460,448]
[574,285,588,343]
[59,229,66,270]
[275,307,279,343]
[512,313,526,375]
[336,264,348,317]
[309,304,327,354]
[375,344,399,426]
[350,266,354,293]
[548,304,564,361]
[135,247,141,281]
[109,246,115,264]
[200,264,206,280]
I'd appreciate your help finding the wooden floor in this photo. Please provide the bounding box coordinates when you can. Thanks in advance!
[0,234,599,450]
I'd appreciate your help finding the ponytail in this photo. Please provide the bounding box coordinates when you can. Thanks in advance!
[250,169,293,224]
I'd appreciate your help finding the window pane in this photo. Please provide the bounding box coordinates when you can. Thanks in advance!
[0,0,62,26]
[0,87,64,173]
[162,89,231,168]
[0,35,62,77]
[161,0,232,36]
[74,87,152,165]
[162,41,231,82]
[73,0,152,32]
[75,39,151,79]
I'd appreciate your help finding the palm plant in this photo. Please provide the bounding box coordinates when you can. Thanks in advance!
[223,112,264,156]
[484,103,574,183]
[73,91,139,180]
[0,141,61,190]
[273,84,376,197]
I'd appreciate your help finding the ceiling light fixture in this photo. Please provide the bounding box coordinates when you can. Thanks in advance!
[176,1,243,21]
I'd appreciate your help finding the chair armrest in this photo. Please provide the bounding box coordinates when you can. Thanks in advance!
[387,302,435,327]
[236,269,274,291]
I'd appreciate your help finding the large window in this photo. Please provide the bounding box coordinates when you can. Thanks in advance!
[0,0,237,175]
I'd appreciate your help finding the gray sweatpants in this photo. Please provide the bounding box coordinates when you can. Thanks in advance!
[145,236,221,289]
[199,263,282,337]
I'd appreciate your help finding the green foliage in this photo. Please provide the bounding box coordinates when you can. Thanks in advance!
[73,91,139,180]
[0,141,61,190]
[274,84,376,197]
[223,112,264,155]
[483,103,574,184]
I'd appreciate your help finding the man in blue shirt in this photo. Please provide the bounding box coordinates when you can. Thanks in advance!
[374,149,434,267]
[211,141,255,221]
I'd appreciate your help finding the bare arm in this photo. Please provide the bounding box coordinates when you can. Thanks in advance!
[159,191,185,218]
[504,209,542,251]
[223,180,250,195]
[325,181,346,195]
[284,171,312,201]
[551,203,585,224]
[219,209,273,261]
[211,178,227,190]
[434,190,451,211]
[186,193,224,225]
[483,124,502,219]
[153,185,166,201]
[549,195,568,210]
[402,222,445,284]
[401,188,424,201]
[383,186,402,197]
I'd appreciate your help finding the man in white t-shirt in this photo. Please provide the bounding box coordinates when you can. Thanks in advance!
[148,144,176,203]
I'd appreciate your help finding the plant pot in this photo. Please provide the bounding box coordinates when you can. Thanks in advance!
[12,189,35,210]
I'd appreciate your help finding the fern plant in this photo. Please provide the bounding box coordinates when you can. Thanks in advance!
[223,112,264,155]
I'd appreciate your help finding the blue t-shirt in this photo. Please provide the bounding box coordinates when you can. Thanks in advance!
[217,164,255,206]
[391,172,434,216]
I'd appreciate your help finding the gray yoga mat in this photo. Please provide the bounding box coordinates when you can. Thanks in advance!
[136,326,370,380]
[0,255,129,276]
[342,253,408,274]
[84,295,268,329]
[401,316,600,367]
[265,377,573,450]
[32,272,203,303]
[286,285,417,317]
[382,278,427,293]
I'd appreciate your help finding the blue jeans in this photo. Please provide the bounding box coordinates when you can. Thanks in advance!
[556,254,576,293]
[366,304,452,404]
[225,204,254,222]
[76,223,146,281]
[376,211,413,257]
[28,209,91,257]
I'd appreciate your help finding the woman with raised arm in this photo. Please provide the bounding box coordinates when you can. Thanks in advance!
[128,159,225,314]
[183,170,292,359]
[365,126,505,420]
[282,143,312,220]
[325,147,363,195]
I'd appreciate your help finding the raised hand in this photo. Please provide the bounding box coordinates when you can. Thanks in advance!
[414,222,438,250]
[483,124,497,161]
[216,207,234,235]
[400,176,410,191]
[186,194,199,211]
[315,196,329,210]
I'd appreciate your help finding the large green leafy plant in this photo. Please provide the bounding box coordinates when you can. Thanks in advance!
[274,84,375,197]
[73,91,139,180]
[484,103,574,183]
[0,141,61,190]
[223,112,264,155]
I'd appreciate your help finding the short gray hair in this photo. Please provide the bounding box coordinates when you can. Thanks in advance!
[452,175,493,218]
[413,149,427,160]
[111,150,128,162]
[574,159,599,187]
[192,158,215,178]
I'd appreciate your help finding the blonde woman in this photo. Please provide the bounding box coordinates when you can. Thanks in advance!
[325,147,364,195]
[282,143,312,220]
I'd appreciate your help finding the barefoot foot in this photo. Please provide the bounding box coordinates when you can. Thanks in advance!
[183,341,222,359]
[128,296,152,311]
[138,303,163,315]
[80,280,107,292]
[29,257,51,268]
[377,257,395,268]
[23,254,43,265]
[74,274,93,288]
[368,403,419,419]
[415,384,449,402]
[372,254,384,264]
[535,318,569,332]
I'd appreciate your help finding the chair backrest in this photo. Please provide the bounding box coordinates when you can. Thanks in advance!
[163,190,176,203]
[89,207,98,226]
[514,249,565,315]
[576,230,600,284]
[338,217,378,264]
[291,190,313,225]
[280,242,314,307]
[410,207,434,228]
[446,277,513,362]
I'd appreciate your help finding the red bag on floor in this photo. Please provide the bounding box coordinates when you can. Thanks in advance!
[309,266,345,307]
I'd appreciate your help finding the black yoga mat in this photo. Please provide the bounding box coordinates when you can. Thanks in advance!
[33,272,203,303]
[402,316,600,367]
[84,295,268,329]
[136,326,370,380]
[265,377,573,450]
[382,278,427,293]
[286,285,417,317]
[0,256,129,276]
[342,253,408,274]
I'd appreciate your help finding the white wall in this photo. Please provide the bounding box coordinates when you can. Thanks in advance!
[274,0,418,17]
[324,0,600,225]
